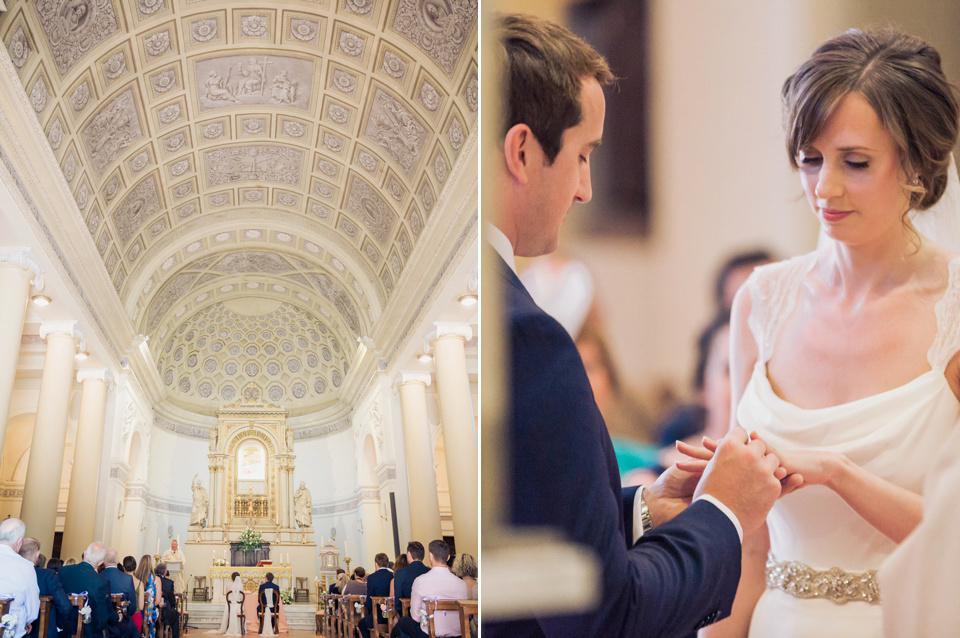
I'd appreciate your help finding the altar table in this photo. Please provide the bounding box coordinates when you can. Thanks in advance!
[209,567,293,600]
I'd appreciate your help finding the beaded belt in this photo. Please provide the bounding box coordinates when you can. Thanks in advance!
[765,555,880,605]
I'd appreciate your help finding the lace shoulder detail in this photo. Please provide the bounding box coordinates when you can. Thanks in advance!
[928,258,960,372]
[747,253,817,363]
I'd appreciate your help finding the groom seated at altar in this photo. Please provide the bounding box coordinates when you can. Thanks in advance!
[257,572,281,632]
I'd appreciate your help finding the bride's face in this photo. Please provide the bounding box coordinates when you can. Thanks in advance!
[797,91,911,246]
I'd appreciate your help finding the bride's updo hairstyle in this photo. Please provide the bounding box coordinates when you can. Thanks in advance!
[782,28,960,211]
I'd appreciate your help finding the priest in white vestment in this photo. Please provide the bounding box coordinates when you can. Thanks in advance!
[160,540,187,593]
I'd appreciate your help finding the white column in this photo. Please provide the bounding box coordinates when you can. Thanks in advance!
[61,369,110,560]
[432,323,478,558]
[396,372,443,544]
[20,321,80,553]
[0,249,44,466]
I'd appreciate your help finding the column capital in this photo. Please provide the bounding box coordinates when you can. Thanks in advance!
[39,320,82,342]
[396,371,432,387]
[434,322,472,341]
[77,368,111,383]
[0,247,44,290]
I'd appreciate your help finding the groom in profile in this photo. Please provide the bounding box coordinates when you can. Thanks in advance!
[485,13,789,637]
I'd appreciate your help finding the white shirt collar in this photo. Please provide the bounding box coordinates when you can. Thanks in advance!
[486,223,517,275]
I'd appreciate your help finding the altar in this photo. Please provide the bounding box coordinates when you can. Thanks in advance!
[183,394,319,592]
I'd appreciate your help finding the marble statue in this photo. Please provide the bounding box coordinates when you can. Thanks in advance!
[294,481,312,529]
[191,475,208,528]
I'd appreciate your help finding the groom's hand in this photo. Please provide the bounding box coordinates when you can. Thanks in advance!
[694,426,782,532]
[645,464,703,526]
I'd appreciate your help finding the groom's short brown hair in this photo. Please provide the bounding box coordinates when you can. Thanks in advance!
[497,12,614,164]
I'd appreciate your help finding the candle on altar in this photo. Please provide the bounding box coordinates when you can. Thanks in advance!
[156,539,160,554]
[177,534,180,544]
[344,541,348,557]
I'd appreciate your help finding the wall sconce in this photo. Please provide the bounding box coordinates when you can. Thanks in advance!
[31,295,51,307]
[457,293,478,306]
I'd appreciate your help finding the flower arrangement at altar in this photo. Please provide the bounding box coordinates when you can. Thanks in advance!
[1,614,17,638]
[239,526,263,552]
[280,589,293,605]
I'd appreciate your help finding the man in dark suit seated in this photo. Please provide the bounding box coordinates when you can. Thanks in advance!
[358,553,393,638]
[156,563,179,638]
[257,572,281,633]
[391,542,429,628]
[483,13,792,638]
[100,549,138,638]
[58,542,110,638]
[18,537,71,638]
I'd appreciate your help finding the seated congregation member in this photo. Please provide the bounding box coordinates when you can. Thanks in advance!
[341,568,366,595]
[450,554,477,600]
[19,537,71,638]
[46,559,62,573]
[257,572,280,636]
[121,557,143,633]
[155,564,179,638]
[101,549,138,638]
[392,541,429,622]
[327,568,345,595]
[0,518,40,638]
[394,541,466,638]
[58,542,110,638]
[359,553,393,638]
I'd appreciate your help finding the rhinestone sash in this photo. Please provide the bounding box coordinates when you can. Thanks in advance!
[765,555,880,605]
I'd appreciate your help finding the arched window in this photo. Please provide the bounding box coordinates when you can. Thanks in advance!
[237,439,267,494]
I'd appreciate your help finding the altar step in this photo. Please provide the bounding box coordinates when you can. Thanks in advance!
[185,603,318,631]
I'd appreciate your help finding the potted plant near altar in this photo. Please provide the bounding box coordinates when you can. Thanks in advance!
[280,589,294,605]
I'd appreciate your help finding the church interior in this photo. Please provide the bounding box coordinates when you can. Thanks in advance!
[0,0,477,628]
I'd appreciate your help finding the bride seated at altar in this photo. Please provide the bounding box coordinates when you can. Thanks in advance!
[209,572,244,636]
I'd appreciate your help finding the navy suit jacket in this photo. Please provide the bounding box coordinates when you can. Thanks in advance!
[100,568,138,614]
[58,562,110,638]
[482,256,742,638]
[363,568,393,623]
[393,561,429,617]
[31,567,71,638]
[257,582,281,613]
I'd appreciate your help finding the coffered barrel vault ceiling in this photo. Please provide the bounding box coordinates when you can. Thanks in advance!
[0,0,477,414]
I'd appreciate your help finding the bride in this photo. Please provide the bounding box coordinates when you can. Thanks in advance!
[209,572,244,636]
[687,28,960,638]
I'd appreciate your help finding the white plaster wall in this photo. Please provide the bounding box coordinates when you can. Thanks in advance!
[145,425,206,552]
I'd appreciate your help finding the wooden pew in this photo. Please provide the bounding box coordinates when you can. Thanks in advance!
[67,594,88,638]
[368,597,392,638]
[37,596,53,638]
[423,599,460,638]
[457,600,477,638]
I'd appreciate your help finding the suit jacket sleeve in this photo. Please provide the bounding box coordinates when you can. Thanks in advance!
[506,265,741,638]
[91,577,110,631]
[46,572,72,634]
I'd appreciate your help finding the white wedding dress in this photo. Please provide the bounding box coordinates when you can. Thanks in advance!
[738,252,960,638]
[209,578,244,636]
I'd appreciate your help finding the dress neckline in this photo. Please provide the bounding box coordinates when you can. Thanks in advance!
[754,360,946,414]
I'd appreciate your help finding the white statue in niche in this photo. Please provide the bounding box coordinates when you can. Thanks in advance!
[190,475,208,527]
[294,481,312,529]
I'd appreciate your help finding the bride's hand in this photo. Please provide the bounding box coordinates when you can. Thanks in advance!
[748,432,843,491]
[676,433,799,491]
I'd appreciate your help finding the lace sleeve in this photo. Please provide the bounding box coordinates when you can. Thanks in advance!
[747,253,817,364]
[928,258,960,373]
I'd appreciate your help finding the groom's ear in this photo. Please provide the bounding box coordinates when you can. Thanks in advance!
[503,123,536,185]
